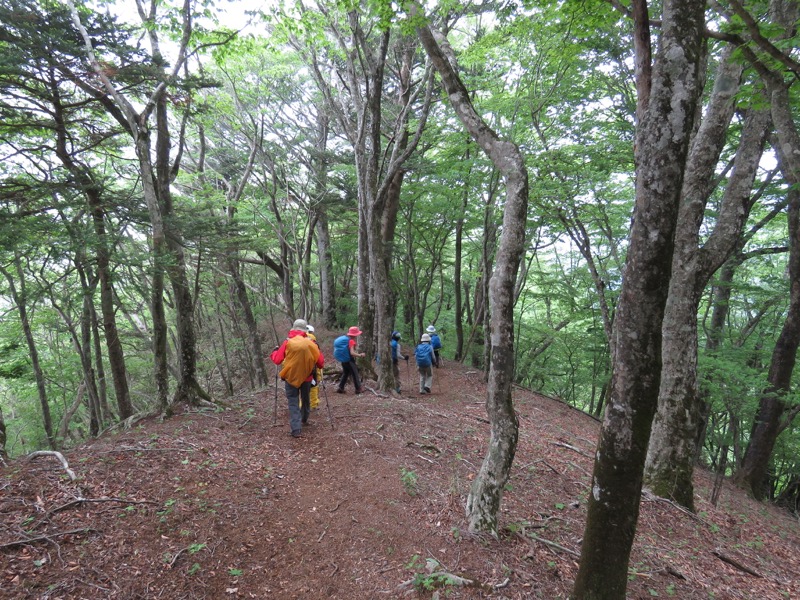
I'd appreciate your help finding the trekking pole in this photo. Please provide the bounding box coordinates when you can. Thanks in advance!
[321,380,336,430]
[273,368,279,426]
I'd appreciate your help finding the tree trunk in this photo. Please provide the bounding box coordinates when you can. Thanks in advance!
[314,110,336,328]
[735,0,800,497]
[572,1,706,597]
[0,405,7,459]
[1,258,55,449]
[644,55,769,509]
[454,148,470,361]
[736,161,800,498]
[227,257,268,388]
[416,17,529,535]
[49,76,133,421]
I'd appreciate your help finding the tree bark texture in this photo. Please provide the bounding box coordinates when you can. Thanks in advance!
[416,17,528,535]
[572,0,706,597]
[644,49,770,509]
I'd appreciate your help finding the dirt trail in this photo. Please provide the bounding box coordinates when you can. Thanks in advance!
[2,363,800,599]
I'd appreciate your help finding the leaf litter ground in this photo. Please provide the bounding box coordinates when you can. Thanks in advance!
[2,362,800,599]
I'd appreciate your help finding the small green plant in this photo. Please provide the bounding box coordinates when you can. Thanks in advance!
[413,571,459,592]
[188,543,207,554]
[400,467,418,496]
[666,583,677,596]
[648,588,659,597]
[188,563,201,575]
[555,502,565,510]
[228,568,243,576]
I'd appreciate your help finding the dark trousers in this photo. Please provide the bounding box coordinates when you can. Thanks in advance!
[285,380,311,433]
[337,360,362,391]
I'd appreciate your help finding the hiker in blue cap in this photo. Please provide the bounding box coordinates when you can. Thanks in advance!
[390,331,408,393]
[415,333,434,394]
[426,325,442,367]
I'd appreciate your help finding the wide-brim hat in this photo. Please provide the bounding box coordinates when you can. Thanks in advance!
[426,325,436,333]
[306,324,315,333]
[292,318,308,331]
[421,333,432,342]
[347,326,363,336]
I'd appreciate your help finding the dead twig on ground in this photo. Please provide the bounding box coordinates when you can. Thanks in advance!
[27,451,77,481]
[551,441,591,458]
[0,528,96,549]
[641,490,715,528]
[527,533,580,557]
[712,550,763,577]
[32,497,159,530]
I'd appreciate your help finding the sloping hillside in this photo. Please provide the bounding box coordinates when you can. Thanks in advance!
[2,361,799,599]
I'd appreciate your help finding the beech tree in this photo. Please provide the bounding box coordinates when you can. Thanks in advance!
[572,0,707,597]
[644,45,771,509]
[415,7,529,534]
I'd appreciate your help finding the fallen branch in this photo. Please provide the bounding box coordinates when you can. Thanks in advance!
[0,527,95,549]
[528,533,580,557]
[32,497,158,530]
[641,490,714,527]
[712,550,763,578]
[168,546,190,568]
[551,441,591,458]
[27,451,77,481]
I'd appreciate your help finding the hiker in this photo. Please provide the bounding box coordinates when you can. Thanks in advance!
[427,325,442,367]
[390,331,409,393]
[307,324,322,410]
[415,333,434,394]
[270,319,324,438]
[333,326,366,394]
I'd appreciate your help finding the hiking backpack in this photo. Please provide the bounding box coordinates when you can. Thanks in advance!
[333,335,351,362]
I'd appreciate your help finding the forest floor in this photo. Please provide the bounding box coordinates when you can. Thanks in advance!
[2,359,800,599]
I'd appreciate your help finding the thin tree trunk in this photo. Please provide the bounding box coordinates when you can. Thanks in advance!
[314,110,336,328]
[736,161,800,498]
[454,146,470,361]
[49,74,133,420]
[1,259,55,449]
[416,16,529,535]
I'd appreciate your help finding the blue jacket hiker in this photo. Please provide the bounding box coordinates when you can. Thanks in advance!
[334,326,366,394]
[426,325,442,367]
[415,334,434,394]
[390,331,408,393]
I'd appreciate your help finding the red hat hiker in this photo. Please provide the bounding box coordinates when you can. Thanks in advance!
[347,326,363,336]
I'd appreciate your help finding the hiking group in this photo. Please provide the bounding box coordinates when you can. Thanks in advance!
[271,321,443,437]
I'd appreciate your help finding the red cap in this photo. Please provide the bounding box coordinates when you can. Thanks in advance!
[347,326,362,336]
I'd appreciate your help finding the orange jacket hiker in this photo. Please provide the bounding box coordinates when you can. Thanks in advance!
[271,329,324,388]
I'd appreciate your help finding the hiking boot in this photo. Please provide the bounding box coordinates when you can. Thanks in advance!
[335,388,345,394]
[424,386,431,394]
[395,387,401,393]
[291,430,302,438]
[356,387,365,394]
[420,389,427,395]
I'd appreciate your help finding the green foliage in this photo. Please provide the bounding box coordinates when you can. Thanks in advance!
[399,467,418,496]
